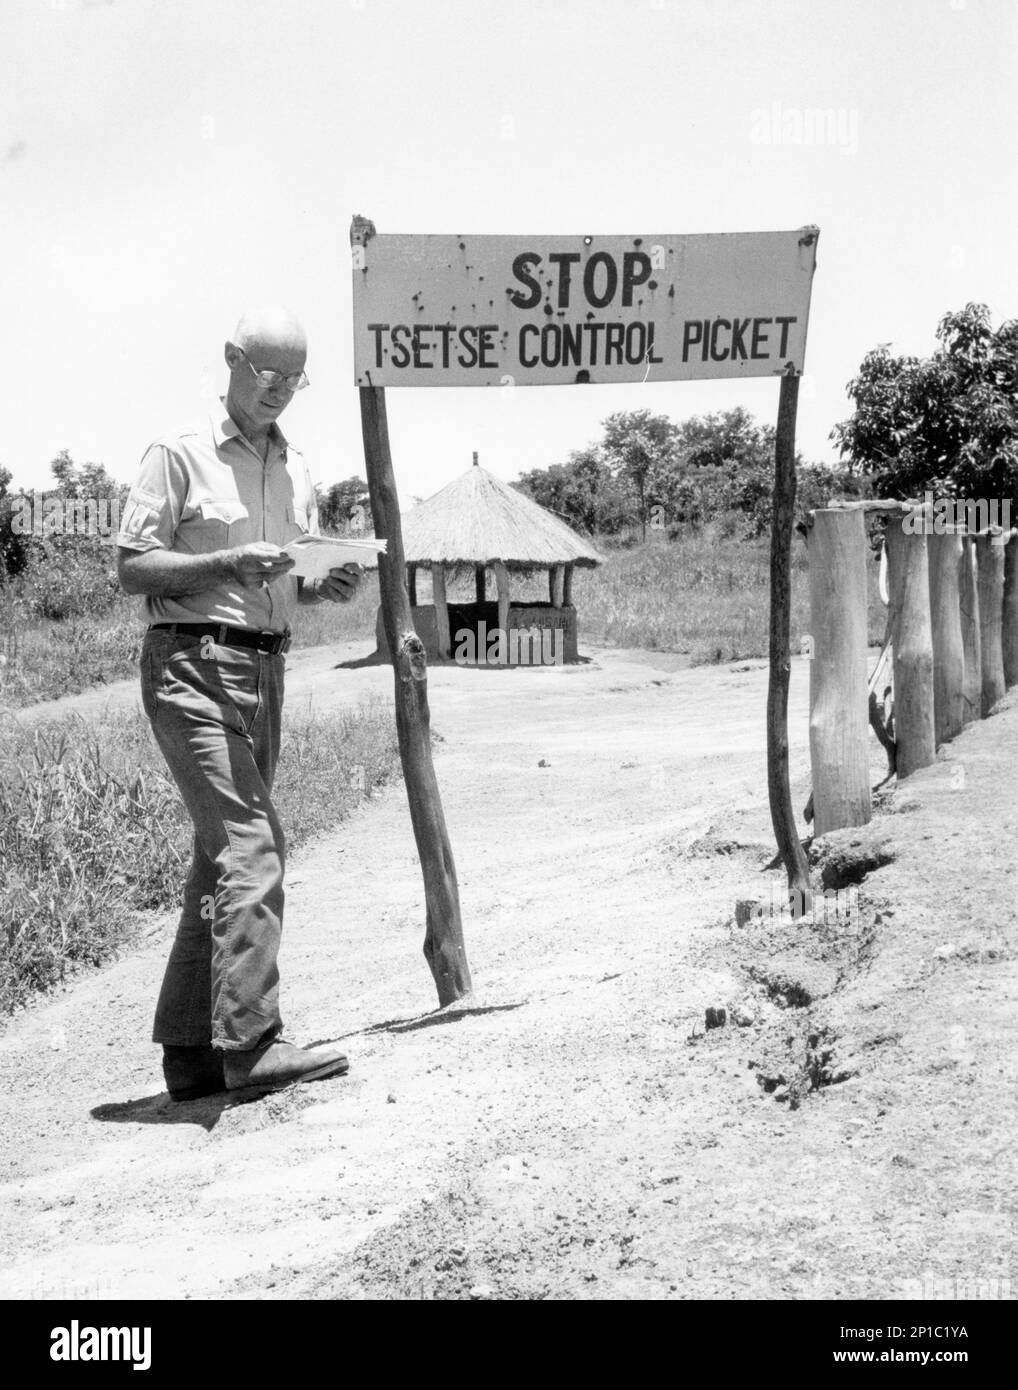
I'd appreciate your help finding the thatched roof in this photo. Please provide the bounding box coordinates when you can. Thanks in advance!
[401,466,602,569]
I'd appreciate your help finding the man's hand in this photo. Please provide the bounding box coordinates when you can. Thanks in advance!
[226,542,296,589]
[314,563,363,603]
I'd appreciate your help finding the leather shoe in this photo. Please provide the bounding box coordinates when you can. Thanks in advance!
[163,1044,226,1102]
[223,1039,349,1097]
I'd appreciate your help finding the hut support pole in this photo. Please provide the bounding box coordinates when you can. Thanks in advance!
[975,533,1005,715]
[475,565,486,604]
[928,529,965,742]
[563,562,574,606]
[767,371,810,912]
[352,215,470,1007]
[432,566,451,659]
[883,523,935,777]
[808,508,872,835]
[959,536,982,724]
[549,564,565,608]
[492,561,510,658]
[1003,534,1018,687]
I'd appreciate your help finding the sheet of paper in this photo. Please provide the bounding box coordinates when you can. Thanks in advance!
[282,535,387,580]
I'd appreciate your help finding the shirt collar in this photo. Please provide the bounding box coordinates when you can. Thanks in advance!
[211,400,291,454]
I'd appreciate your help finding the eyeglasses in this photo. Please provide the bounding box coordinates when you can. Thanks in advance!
[239,351,310,393]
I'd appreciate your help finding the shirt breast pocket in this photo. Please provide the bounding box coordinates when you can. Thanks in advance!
[188,497,251,550]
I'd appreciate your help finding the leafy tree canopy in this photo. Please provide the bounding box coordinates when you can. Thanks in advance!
[831,303,1018,506]
[316,475,370,533]
[516,407,861,540]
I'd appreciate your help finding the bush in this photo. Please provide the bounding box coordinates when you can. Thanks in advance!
[15,538,120,622]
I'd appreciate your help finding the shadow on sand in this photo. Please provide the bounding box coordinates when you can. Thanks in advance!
[313,1001,525,1045]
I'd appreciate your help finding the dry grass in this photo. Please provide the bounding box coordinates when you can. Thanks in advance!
[574,528,886,663]
[0,699,400,1014]
[0,577,382,710]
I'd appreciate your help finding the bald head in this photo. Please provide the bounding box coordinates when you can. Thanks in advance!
[225,304,309,438]
[232,304,307,357]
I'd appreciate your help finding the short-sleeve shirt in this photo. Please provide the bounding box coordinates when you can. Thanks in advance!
[116,403,319,633]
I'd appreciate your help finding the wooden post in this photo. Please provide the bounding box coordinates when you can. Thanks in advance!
[883,523,935,777]
[351,215,471,1006]
[492,560,510,651]
[407,563,417,607]
[975,532,1005,715]
[432,565,451,659]
[808,508,872,835]
[927,529,965,743]
[959,535,981,723]
[563,562,574,606]
[549,564,565,608]
[1003,533,1018,687]
[475,564,486,604]
[767,371,811,911]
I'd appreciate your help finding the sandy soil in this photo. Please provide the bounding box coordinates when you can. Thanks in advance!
[1,640,1015,1301]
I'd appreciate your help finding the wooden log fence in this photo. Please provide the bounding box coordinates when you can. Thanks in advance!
[806,500,1016,837]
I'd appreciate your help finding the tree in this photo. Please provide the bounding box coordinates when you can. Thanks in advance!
[317,475,370,534]
[517,407,849,542]
[516,447,631,535]
[601,409,679,541]
[831,303,1018,508]
[5,453,126,617]
[648,406,814,537]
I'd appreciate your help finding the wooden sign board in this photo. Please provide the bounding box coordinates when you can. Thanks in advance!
[352,229,818,388]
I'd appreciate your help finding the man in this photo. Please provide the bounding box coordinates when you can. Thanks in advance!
[116,305,359,1101]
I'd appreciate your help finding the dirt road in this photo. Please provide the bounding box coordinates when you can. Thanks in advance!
[1,642,1015,1300]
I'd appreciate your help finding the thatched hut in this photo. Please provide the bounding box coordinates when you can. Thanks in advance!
[376,456,602,665]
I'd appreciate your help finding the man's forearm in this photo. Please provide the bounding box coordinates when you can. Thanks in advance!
[117,546,234,598]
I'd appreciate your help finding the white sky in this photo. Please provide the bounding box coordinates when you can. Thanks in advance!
[2,0,1016,501]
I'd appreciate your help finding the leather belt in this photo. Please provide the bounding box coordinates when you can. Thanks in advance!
[148,622,291,655]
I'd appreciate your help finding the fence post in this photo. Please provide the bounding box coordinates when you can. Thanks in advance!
[927,529,966,743]
[959,535,982,724]
[975,532,1006,715]
[808,508,872,835]
[884,521,935,777]
[767,371,811,910]
[1003,533,1018,687]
